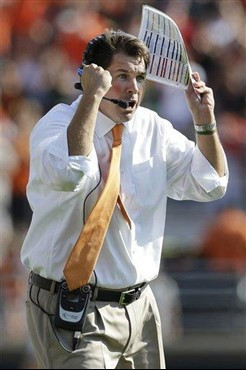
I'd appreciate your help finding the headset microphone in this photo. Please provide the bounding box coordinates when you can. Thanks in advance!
[101,97,128,109]
[75,68,129,109]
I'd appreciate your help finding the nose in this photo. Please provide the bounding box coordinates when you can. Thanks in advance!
[126,78,139,95]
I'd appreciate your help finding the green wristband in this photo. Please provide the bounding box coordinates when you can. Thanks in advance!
[195,129,217,135]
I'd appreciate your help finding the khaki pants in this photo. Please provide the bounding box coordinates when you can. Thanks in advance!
[26,282,166,369]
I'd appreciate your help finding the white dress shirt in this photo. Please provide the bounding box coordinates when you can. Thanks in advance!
[21,95,228,288]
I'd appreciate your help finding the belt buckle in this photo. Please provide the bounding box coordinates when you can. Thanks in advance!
[119,288,136,306]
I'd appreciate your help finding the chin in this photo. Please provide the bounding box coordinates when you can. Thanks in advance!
[124,112,134,120]
[115,112,133,123]
[106,108,136,123]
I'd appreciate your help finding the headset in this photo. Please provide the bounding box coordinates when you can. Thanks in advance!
[74,35,129,109]
[74,68,129,109]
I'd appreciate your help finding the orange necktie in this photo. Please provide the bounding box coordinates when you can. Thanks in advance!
[64,124,131,291]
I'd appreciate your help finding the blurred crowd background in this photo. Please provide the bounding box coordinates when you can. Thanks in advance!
[1,0,245,368]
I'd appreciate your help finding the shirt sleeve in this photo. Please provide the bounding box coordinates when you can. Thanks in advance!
[31,107,99,192]
[165,120,229,202]
[191,145,228,193]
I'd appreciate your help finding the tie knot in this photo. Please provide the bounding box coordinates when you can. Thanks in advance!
[112,124,124,147]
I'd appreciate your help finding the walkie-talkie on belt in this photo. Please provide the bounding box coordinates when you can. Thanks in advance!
[55,281,92,331]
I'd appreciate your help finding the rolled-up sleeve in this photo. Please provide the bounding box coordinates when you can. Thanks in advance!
[165,119,229,202]
[29,100,100,192]
[49,129,98,178]
[191,146,228,196]
[36,130,99,192]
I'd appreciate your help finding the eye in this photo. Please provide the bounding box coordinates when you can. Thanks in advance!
[118,74,127,80]
[137,75,146,82]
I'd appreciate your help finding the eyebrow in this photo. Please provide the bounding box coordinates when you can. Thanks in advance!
[115,68,146,75]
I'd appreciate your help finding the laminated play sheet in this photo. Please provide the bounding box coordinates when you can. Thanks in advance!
[138,5,191,90]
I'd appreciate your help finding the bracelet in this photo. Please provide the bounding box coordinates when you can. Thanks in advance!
[194,122,217,135]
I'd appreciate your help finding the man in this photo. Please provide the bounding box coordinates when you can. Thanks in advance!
[21,30,228,369]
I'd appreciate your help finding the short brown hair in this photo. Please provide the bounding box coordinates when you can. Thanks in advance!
[82,29,150,70]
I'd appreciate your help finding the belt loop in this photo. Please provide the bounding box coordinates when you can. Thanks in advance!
[91,286,99,301]
[50,280,57,295]
[28,271,33,284]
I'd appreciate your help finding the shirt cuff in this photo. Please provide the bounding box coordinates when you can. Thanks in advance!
[48,130,98,179]
[191,146,229,193]
[69,149,98,178]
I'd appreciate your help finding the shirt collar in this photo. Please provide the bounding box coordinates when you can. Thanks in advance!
[95,111,116,138]
[95,110,136,138]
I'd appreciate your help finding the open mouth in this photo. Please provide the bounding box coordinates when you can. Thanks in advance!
[128,101,136,109]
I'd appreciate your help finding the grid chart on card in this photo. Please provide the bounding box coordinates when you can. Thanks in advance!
[139,7,190,89]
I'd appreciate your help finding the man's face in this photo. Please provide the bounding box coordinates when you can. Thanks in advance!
[99,52,146,123]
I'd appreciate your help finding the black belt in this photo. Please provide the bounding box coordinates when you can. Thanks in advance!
[29,272,148,306]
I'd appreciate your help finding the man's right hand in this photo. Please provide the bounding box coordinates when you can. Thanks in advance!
[81,64,112,98]
[68,63,112,156]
